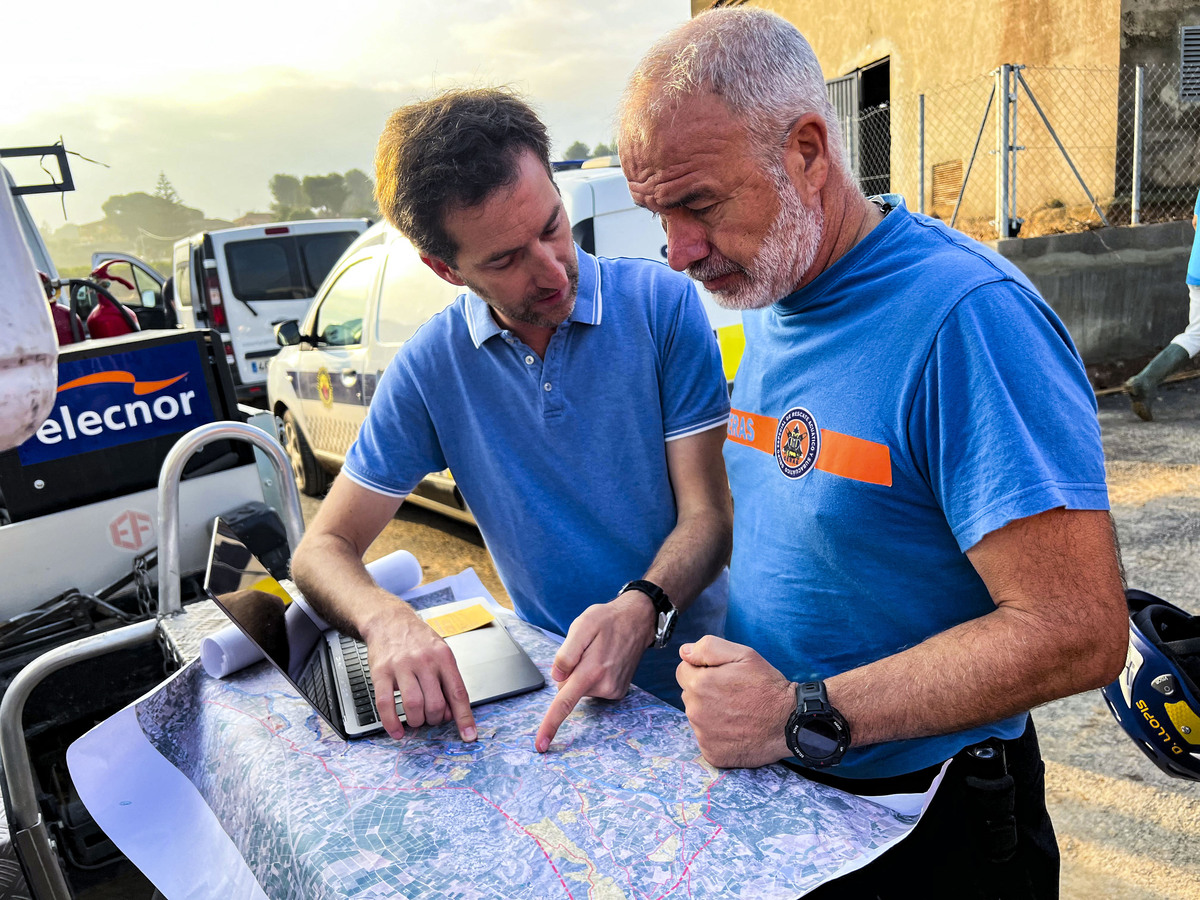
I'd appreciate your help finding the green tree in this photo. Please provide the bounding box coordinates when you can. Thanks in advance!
[303,174,348,217]
[563,141,590,160]
[101,192,203,241]
[592,142,614,158]
[154,171,181,205]
[269,174,309,217]
[343,169,376,217]
[100,191,204,258]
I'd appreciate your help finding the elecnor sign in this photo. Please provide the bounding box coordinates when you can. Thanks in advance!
[17,342,215,466]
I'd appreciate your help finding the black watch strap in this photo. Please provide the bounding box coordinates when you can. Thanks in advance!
[619,579,677,649]
[796,681,834,717]
[619,579,671,614]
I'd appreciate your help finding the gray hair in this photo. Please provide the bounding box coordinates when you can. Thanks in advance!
[620,7,846,170]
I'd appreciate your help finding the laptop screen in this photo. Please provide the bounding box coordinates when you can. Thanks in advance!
[205,518,324,684]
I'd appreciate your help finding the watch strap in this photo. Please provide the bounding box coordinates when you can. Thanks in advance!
[797,680,831,714]
[619,579,671,614]
[619,579,676,649]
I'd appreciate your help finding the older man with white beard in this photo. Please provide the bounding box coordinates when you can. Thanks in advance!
[619,8,1128,899]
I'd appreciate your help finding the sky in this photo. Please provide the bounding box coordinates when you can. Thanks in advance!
[4,0,693,229]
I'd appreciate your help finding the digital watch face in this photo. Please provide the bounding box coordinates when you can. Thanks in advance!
[795,717,842,759]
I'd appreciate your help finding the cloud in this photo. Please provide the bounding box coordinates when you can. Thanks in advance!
[13,0,691,227]
[16,74,430,226]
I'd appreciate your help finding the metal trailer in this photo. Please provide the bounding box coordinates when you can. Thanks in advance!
[0,422,305,899]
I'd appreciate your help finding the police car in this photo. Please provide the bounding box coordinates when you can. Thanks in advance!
[266,222,470,519]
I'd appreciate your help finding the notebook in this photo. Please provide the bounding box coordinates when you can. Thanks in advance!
[202,516,544,739]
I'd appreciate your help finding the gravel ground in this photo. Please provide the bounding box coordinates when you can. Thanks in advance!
[1045,379,1200,899]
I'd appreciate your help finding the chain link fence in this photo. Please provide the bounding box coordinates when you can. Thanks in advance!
[842,63,1200,240]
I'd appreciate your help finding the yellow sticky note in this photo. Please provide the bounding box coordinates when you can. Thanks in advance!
[250,576,293,607]
[425,604,495,638]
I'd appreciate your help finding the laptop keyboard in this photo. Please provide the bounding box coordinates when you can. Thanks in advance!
[340,635,377,725]
[338,635,403,727]
[297,651,332,720]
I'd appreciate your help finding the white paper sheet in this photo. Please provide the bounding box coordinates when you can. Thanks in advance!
[65,693,267,899]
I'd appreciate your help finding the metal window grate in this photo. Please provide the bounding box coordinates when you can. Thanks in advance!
[931,160,964,211]
[826,73,860,176]
[1183,26,1200,102]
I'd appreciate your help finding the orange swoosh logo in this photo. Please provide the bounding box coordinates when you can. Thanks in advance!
[57,371,188,395]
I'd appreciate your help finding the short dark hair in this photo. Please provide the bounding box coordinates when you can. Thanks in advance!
[375,88,553,265]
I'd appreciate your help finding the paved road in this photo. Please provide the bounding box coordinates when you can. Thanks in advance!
[302,380,1200,897]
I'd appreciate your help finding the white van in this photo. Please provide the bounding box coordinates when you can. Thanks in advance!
[173,219,370,403]
[267,159,745,514]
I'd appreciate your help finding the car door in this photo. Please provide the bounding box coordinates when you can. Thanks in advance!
[170,241,198,329]
[294,250,382,460]
[90,253,171,329]
[370,233,472,520]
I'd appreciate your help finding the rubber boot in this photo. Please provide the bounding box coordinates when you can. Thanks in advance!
[1125,343,1190,421]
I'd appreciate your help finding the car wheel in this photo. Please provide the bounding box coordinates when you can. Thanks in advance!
[281,409,329,497]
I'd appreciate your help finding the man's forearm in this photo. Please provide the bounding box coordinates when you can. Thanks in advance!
[825,600,1124,749]
[636,427,733,613]
[640,507,732,613]
[291,532,417,641]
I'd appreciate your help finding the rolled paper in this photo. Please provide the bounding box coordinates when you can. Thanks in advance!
[365,550,422,597]
[200,549,423,679]
[199,623,269,679]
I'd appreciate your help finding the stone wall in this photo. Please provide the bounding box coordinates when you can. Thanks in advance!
[993,221,1191,372]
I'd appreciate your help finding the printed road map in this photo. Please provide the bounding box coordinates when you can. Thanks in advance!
[131,585,918,899]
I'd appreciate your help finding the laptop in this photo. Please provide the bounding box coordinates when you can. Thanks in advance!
[203,517,544,739]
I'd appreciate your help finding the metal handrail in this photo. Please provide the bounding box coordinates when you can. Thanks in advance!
[0,620,158,900]
[156,421,305,615]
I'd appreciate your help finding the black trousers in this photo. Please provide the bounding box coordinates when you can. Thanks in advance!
[801,716,1058,900]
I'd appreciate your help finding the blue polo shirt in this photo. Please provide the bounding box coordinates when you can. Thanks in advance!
[343,247,730,704]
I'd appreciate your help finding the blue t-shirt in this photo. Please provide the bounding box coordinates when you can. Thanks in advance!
[343,247,731,705]
[724,196,1109,779]
[1188,188,1200,286]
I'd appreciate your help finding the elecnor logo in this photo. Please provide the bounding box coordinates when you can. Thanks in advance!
[17,341,214,465]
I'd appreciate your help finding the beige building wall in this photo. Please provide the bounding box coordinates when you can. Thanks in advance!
[693,0,1119,94]
[690,1,1123,231]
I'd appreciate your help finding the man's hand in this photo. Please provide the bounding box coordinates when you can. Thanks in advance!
[360,601,476,743]
[676,636,794,768]
[534,592,656,752]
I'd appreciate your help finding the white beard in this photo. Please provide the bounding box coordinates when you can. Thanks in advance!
[689,168,824,311]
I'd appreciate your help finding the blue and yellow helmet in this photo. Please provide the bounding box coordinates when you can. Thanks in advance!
[1102,589,1200,781]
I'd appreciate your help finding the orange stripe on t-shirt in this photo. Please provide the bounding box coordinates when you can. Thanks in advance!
[727,410,779,455]
[727,408,892,487]
[816,429,892,487]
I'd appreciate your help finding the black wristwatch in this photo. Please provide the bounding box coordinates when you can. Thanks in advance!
[785,681,851,768]
[619,579,677,649]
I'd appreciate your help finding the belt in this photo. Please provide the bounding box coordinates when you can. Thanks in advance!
[784,733,1011,797]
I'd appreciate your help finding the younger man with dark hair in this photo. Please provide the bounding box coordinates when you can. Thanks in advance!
[292,88,732,752]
